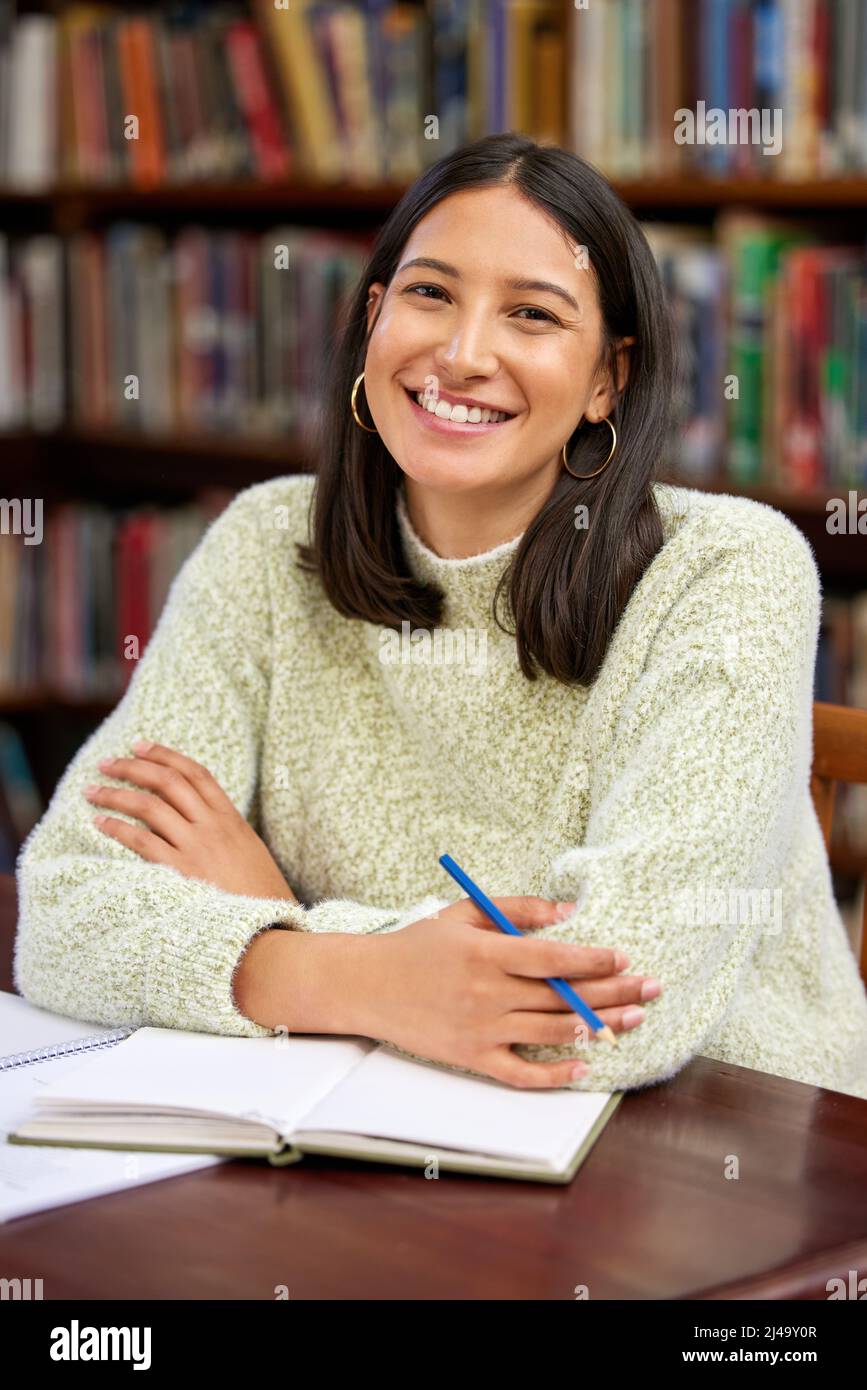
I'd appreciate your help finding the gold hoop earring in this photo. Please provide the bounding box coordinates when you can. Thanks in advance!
[350,371,378,433]
[562,416,617,478]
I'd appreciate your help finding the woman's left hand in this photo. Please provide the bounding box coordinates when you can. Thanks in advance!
[84,740,298,902]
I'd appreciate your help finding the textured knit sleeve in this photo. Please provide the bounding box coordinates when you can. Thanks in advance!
[13,483,438,1039]
[518,510,823,1092]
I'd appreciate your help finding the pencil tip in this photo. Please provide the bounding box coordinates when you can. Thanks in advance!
[597,1025,618,1046]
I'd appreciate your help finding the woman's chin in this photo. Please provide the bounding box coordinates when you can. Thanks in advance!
[394,453,507,492]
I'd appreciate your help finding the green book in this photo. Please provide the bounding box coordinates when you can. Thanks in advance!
[723,217,812,484]
[8,1022,622,1185]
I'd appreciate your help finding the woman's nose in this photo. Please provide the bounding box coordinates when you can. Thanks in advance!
[435,324,500,380]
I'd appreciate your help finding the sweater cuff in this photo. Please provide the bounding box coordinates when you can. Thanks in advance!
[143,878,309,1039]
[297,893,454,936]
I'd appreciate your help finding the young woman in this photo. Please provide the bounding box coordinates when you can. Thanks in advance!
[15,134,867,1100]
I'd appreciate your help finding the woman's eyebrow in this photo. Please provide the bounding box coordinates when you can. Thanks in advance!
[394,257,582,313]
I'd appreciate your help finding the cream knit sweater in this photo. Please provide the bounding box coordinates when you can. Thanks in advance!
[14,474,867,1100]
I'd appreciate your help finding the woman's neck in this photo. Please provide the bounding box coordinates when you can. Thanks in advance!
[401,467,558,560]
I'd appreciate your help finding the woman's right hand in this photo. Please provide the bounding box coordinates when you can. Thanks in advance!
[354,896,662,1089]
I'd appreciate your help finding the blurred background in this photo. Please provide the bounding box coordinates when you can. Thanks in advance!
[0,0,865,936]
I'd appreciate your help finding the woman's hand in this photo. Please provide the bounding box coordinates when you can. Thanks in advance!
[353,896,662,1088]
[83,740,298,902]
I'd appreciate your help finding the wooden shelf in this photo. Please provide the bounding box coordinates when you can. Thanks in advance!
[2,174,867,222]
[0,688,116,716]
[612,175,867,210]
[0,178,407,228]
[1,426,313,496]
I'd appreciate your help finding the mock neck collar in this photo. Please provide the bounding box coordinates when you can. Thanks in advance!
[395,485,525,631]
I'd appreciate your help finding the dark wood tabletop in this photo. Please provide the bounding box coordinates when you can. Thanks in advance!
[2,873,867,1300]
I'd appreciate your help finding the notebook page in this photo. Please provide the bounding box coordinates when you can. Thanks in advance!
[0,991,122,1056]
[0,1048,221,1223]
[33,1026,376,1135]
[296,1045,614,1166]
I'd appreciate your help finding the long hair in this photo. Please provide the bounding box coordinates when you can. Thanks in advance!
[296,132,679,685]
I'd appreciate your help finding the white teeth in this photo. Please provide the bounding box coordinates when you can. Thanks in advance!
[413,390,510,424]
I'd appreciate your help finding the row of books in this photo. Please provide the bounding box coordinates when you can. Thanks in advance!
[0,0,563,190]
[6,0,867,193]
[649,213,867,489]
[0,225,368,435]
[0,495,230,699]
[570,0,867,179]
[2,211,867,489]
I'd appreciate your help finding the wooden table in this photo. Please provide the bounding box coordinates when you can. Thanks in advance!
[2,874,867,1300]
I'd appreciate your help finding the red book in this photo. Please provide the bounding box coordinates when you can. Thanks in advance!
[117,514,157,686]
[225,18,292,180]
[729,0,754,176]
[116,18,166,186]
[782,248,823,493]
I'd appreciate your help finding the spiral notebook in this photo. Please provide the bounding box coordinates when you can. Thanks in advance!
[1,1026,135,1072]
[0,992,221,1223]
[0,990,136,1070]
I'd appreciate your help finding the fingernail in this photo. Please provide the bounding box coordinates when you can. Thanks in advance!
[556,900,578,916]
[640,978,662,1001]
[97,757,114,769]
[83,785,98,796]
[571,1062,589,1080]
[622,1006,645,1029]
[132,739,153,753]
[615,951,631,970]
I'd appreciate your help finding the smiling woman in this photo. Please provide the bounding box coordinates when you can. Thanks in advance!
[14,133,867,1101]
[304,135,673,684]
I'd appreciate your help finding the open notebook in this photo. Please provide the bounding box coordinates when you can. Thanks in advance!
[7,1021,622,1184]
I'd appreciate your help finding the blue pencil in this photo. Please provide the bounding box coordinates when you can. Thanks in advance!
[439,854,617,1046]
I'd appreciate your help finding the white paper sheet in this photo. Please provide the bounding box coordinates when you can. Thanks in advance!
[298,1045,614,1166]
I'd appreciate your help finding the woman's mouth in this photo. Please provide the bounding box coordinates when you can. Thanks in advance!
[402,386,517,436]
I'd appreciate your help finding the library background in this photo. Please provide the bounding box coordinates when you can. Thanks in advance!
[0,0,865,940]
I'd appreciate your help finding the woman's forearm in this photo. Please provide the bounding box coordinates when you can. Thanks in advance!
[232,926,379,1036]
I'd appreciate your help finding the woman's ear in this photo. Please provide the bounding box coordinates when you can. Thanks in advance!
[587,335,636,421]
[366,283,386,335]
[613,335,636,393]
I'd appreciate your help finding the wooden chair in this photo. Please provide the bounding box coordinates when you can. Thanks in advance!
[811,701,867,987]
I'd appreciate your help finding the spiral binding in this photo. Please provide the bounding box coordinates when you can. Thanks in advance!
[0,1026,136,1072]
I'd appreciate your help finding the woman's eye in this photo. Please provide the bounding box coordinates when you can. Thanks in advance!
[515,306,558,324]
[405,284,448,302]
[404,285,558,325]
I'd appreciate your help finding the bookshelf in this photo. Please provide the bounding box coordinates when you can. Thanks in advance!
[2,0,867,869]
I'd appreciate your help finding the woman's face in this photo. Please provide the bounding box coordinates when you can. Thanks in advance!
[363,185,623,497]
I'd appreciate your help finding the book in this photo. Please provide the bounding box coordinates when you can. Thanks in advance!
[7,1016,622,1185]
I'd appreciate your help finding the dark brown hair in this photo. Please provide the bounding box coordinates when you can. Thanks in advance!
[296,132,678,685]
